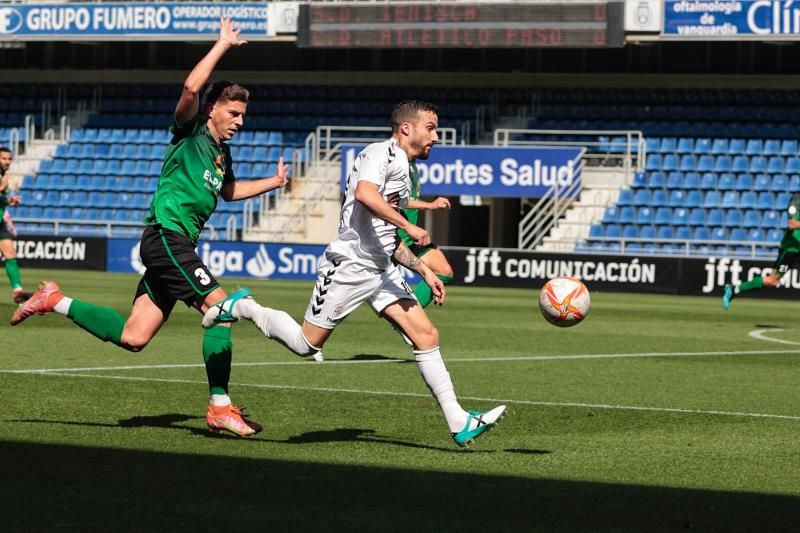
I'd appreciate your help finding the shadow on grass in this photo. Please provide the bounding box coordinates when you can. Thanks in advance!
[1,439,797,532]
[348,353,414,362]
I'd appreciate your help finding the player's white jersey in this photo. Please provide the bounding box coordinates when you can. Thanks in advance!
[329,137,410,269]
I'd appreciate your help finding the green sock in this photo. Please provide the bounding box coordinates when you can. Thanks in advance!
[5,257,22,290]
[413,274,454,308]
[203,325,232,395]
[737,276,764,294]
[68,299,125,345]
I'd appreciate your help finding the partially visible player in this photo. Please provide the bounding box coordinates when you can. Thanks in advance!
[723,191,800,309]
[203,100,506,448]
[10,18,289,437]
[397,160,454,308]
[0,147,31,303]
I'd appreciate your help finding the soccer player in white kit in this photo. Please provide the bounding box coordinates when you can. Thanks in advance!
[204,101,506,447]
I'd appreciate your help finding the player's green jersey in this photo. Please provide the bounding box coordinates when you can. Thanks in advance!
[397,161,421,247]
[144,114,235,244]
[780,192,800,252]
[0,169,8,219]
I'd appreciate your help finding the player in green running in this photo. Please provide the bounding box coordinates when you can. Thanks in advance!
[396,160,454,308]
[10,18,289,436]
[0,147,32,304]
[723,191,800,309]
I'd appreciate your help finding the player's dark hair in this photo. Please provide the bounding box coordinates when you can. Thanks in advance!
[0,146,11,154]
[391,100,438,132]
[202,81,249,110]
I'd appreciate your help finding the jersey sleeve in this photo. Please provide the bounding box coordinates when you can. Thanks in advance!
[170,114,201,142]
[357,145,390,188]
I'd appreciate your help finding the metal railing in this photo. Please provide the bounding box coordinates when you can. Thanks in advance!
[574,236,778,259]
[13,218,219,241]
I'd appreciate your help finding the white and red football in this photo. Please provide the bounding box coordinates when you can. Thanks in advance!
[538,276,590,327]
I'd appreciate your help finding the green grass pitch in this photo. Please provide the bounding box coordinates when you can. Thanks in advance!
[2,269,800,531]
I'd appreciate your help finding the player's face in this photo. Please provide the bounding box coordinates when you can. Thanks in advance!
[208,100,247,142]
[0,151,12,173]
[408,111,439,161]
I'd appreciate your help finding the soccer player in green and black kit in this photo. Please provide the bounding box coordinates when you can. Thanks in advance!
[0,147,32,304]
[10,18,289,436]
[723,191,800,309]
[396,161,454,308]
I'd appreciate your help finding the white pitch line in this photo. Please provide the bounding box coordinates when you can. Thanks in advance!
[748,329,800,346]
[16,371,800,421]
[4,348,800,375]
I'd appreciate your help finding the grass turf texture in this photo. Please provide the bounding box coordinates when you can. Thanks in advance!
[2,269,800,531]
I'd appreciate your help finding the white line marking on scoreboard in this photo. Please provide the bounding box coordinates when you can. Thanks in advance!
[8,371,800,422]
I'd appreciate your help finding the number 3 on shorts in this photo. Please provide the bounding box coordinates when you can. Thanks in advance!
[194,267,211,286]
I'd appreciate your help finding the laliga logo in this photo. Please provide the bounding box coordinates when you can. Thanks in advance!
[245,244,276,278]
[0,8,23,34]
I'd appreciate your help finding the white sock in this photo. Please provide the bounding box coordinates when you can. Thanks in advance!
[234,299,320,357]
[210,394,231,407]
[414,347,467,433]
[54,296,73,316]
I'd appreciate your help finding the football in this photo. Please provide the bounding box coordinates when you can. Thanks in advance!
[538,276,590,327]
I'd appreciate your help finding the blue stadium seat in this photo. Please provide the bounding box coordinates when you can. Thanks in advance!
[675,226,693,240]
[757,191,776,209]
[724,209,743,227]
[730,228,747,242]
[740,191,757,209]
[665,171,682,189]
[707,208,724,226]
[721,191,740,208]
[639,225,656,239]
[766,174,787,192]
[711,228,729,241]
[735,173,753,190]
[683,172,700,189]
[753,173,771,190]
[767,156,785,173]
[762,210,780,228]
[697,155,715,172]
[785,157,800,173]
[651,189,669,206]
[602,206,619,223]
[679,154,697,171]
[630,171,648,188]
[657,226,674,240]
[747,228,765,242]
[659,137,677,153]
[676,137,694,153]
[692,226,711,241]
[645,137,660,154]
[694,138,712,153]
[710,138,729,154]
[749,156,767,173]
[700,172,717,189]
[671,208,688,226]
[662,154,679,171]
[763,139,782,156]
[633,189,651,205]
[667,190,685,207]
[714,155,732,172]
[655,207,673,225]
[731,155,750,172]
[790,175,800,190]
[777,192,792,206]
[622,225,639,239]
[636,207,653,224]
[649,171,666,188]
[704,190,722,208]
[729,138,746,153]
[618,206,635,224]
[743,209,762,227]
[767,228,784,241]
[685,190,703,207]
[745,139,764,155]
[780,140,798,156]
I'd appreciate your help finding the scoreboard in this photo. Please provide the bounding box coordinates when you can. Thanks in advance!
[297,2,624,48]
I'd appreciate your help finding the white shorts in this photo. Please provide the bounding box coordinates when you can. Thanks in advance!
[303,251,416,329]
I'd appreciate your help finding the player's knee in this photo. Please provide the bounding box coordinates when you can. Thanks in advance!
[120,331,152,352]
[764,275,780,287]
[411,323,438,349]
[439,263,454,278]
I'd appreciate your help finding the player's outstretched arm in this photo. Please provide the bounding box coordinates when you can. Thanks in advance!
[407,197,451,211]
[175,17,247,124]
[221,157,290,201]
[355,181,431,246]
[393,241,445,304]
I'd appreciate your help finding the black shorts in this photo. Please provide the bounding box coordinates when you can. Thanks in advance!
[0,218,12,240]
[407,242,437,259]
[772,249,800,278]
[134,225,219,318]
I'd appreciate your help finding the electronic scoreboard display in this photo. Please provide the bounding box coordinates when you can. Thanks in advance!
[297,2,623,48]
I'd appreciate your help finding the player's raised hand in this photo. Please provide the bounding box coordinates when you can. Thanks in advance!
[405,224,431,247]
[274,157,290,188]
[425,271,447,305]
[8,194,21,206]
[429,197,451,210]
[218,17,247,47]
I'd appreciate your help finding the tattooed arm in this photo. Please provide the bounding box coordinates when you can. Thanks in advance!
[393,241,446,305]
